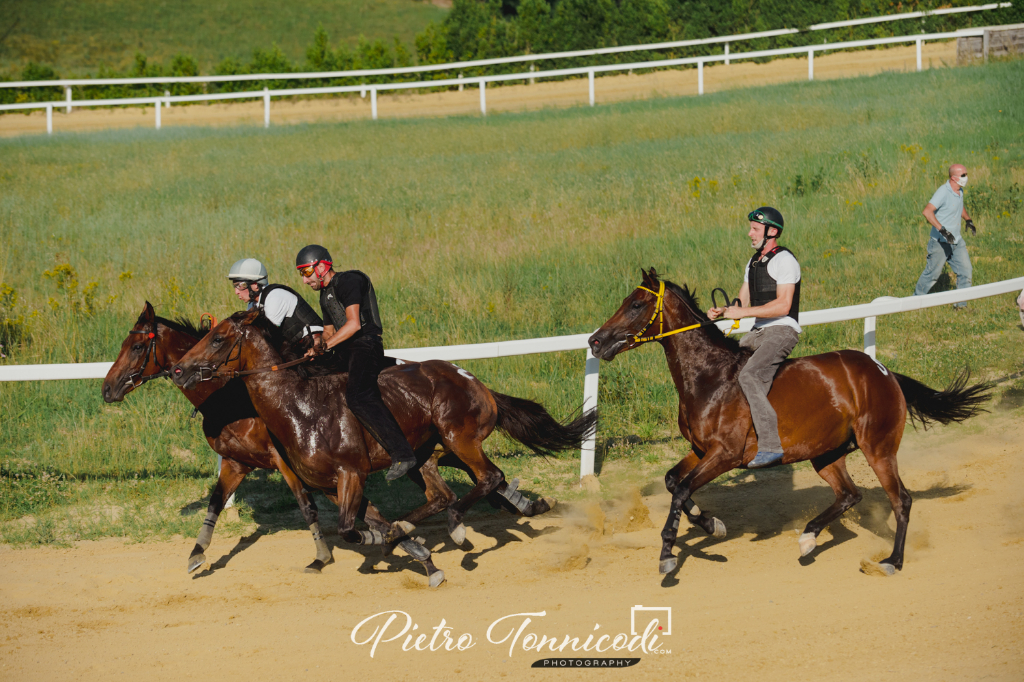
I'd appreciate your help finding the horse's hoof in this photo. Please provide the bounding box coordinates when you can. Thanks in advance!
[659,557,678,575]
[450,523,466,546]
[711,517,726,538]
[305,558,329,574]
[799,533,817,557]
[395,520,416,535]
[428,570,446,588]
[539,497,557,513]
[859,558,897,577]
[187,554,206,574]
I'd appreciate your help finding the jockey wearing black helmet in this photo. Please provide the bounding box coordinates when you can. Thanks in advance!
[707,207,802,469]
[295,245,417,482]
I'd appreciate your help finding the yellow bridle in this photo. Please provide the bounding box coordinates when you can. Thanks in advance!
[631,280,740,345]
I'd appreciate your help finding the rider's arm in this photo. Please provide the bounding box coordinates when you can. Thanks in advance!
[324,304,362,350]
[708,282,750,320]
[322,324,337,340]
[726,283,794,319]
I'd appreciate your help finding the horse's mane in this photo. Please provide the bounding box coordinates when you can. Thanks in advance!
[134,307,206,340]
[646,269,743,353]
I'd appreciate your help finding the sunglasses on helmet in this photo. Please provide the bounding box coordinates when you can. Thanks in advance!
[747,210,784,231]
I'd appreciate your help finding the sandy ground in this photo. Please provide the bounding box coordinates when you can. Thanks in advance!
[1,405,1022,681]
[0,42,957,137]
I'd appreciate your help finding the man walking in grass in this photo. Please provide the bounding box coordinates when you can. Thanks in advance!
[914,164,977,308]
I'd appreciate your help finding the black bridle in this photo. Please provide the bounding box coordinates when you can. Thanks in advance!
[123,322,170,388]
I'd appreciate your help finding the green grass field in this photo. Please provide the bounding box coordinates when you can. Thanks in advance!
[0,0,448,76]
[1,59,1022,546]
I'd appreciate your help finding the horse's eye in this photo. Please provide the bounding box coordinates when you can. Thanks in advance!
[212,335,223,345]
[131,344,143,352]
[631,301,644,310]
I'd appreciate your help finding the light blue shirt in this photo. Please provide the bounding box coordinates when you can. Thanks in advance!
[927,181,965,245]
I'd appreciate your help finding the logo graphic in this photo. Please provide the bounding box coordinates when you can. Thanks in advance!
[630,605,671,636]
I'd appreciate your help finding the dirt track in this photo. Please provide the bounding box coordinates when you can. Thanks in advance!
[0,42,958,137]
[1,406,1022,681]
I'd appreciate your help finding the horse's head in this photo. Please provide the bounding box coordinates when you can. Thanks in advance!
[103,301,176,402]
[170,309,264,390]
[589,268,705,361]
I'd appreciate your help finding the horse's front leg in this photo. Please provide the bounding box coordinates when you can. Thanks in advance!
[189,456,251,573]
[660,448,741,575]
[269,449,333,574]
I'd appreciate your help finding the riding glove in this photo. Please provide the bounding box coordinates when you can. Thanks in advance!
[965,219,977,236]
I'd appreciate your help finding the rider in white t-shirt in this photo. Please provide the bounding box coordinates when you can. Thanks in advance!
[227,258,324,353]
[707,207,801,469]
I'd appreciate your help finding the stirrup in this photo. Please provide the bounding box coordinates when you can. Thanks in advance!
[385,459,416,481]
[748,450,784,469]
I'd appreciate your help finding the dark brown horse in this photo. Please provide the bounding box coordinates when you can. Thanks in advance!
[103,303,554,585]
[589,269,991,576]
[169,309,595,583]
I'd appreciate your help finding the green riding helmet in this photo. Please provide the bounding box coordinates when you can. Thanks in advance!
[227,258,269,287]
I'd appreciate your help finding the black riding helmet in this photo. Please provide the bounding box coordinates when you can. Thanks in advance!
[295,244,333,271]
[748,206,785,236]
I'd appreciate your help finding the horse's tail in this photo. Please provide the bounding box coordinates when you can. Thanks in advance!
[490,391,598,456]
[893,368,993,428]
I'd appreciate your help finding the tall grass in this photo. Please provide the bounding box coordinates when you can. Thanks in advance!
[1,60,1022,543]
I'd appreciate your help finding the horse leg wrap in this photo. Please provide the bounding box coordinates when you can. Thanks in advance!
[399,538,430,562]
[196,511,218,550]
[499,478,531,514]
[355,530,385,545]
[684,500,701,518]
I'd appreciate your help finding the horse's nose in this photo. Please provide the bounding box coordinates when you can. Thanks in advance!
[172,367,183,377]
[102,383,112,402]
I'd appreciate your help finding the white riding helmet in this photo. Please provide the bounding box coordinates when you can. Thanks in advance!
[227,258,268,287]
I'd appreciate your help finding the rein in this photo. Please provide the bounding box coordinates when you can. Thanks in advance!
[195,336,311,382]
[631,280,740,345]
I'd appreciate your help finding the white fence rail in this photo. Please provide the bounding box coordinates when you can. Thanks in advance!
[3,277,1022,478]
[0,3,1010,94]
[0,25,1007,134]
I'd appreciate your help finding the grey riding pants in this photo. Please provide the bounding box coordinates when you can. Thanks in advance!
[738,325,800,454]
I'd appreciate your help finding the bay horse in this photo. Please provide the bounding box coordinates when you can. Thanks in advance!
[169,309,596,583]
[589,268,991,576]
[103,302,443,578]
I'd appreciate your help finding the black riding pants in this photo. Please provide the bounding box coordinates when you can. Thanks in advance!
[337,335,415,464]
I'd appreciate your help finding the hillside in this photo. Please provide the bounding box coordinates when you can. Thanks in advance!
[0,0,450,76]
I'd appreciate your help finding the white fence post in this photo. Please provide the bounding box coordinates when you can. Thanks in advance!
[480,80,486,115]
[458,73,464,91]
[808,48,815,80]
[529,63,535,85]
[698,60,704,95]
[864,296,898,359]
[864,316,877,359]
[579,347,600,479]
[725,42,730,64]
[371,87,378,120]
[916,38,923,71]
[263,87,270,128]
[165,90,171,108]
[155,100,161,130]
[65,85,72,113]
[46,104,52,134]
[588,70,595,106]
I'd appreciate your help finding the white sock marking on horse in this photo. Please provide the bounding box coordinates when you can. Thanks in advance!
[799,532,817,556]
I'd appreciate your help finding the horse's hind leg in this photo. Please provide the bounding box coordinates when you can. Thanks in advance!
[270,456,333,574]
[442,436,504,540]
[189,457,251,573]
[799,454,862,558]
[362,502,446,588]
[863,451,912,574]
[436,452,553,520]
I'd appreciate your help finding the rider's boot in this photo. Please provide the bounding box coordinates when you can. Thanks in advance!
[385,456,417,481]
[748,450,784,468]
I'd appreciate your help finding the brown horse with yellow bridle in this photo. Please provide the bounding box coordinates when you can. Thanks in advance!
[589,268,991,577]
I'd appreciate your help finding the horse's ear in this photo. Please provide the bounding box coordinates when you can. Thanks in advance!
[642,267,659,287]
[141,300,155,323]
[240,309,261,326]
